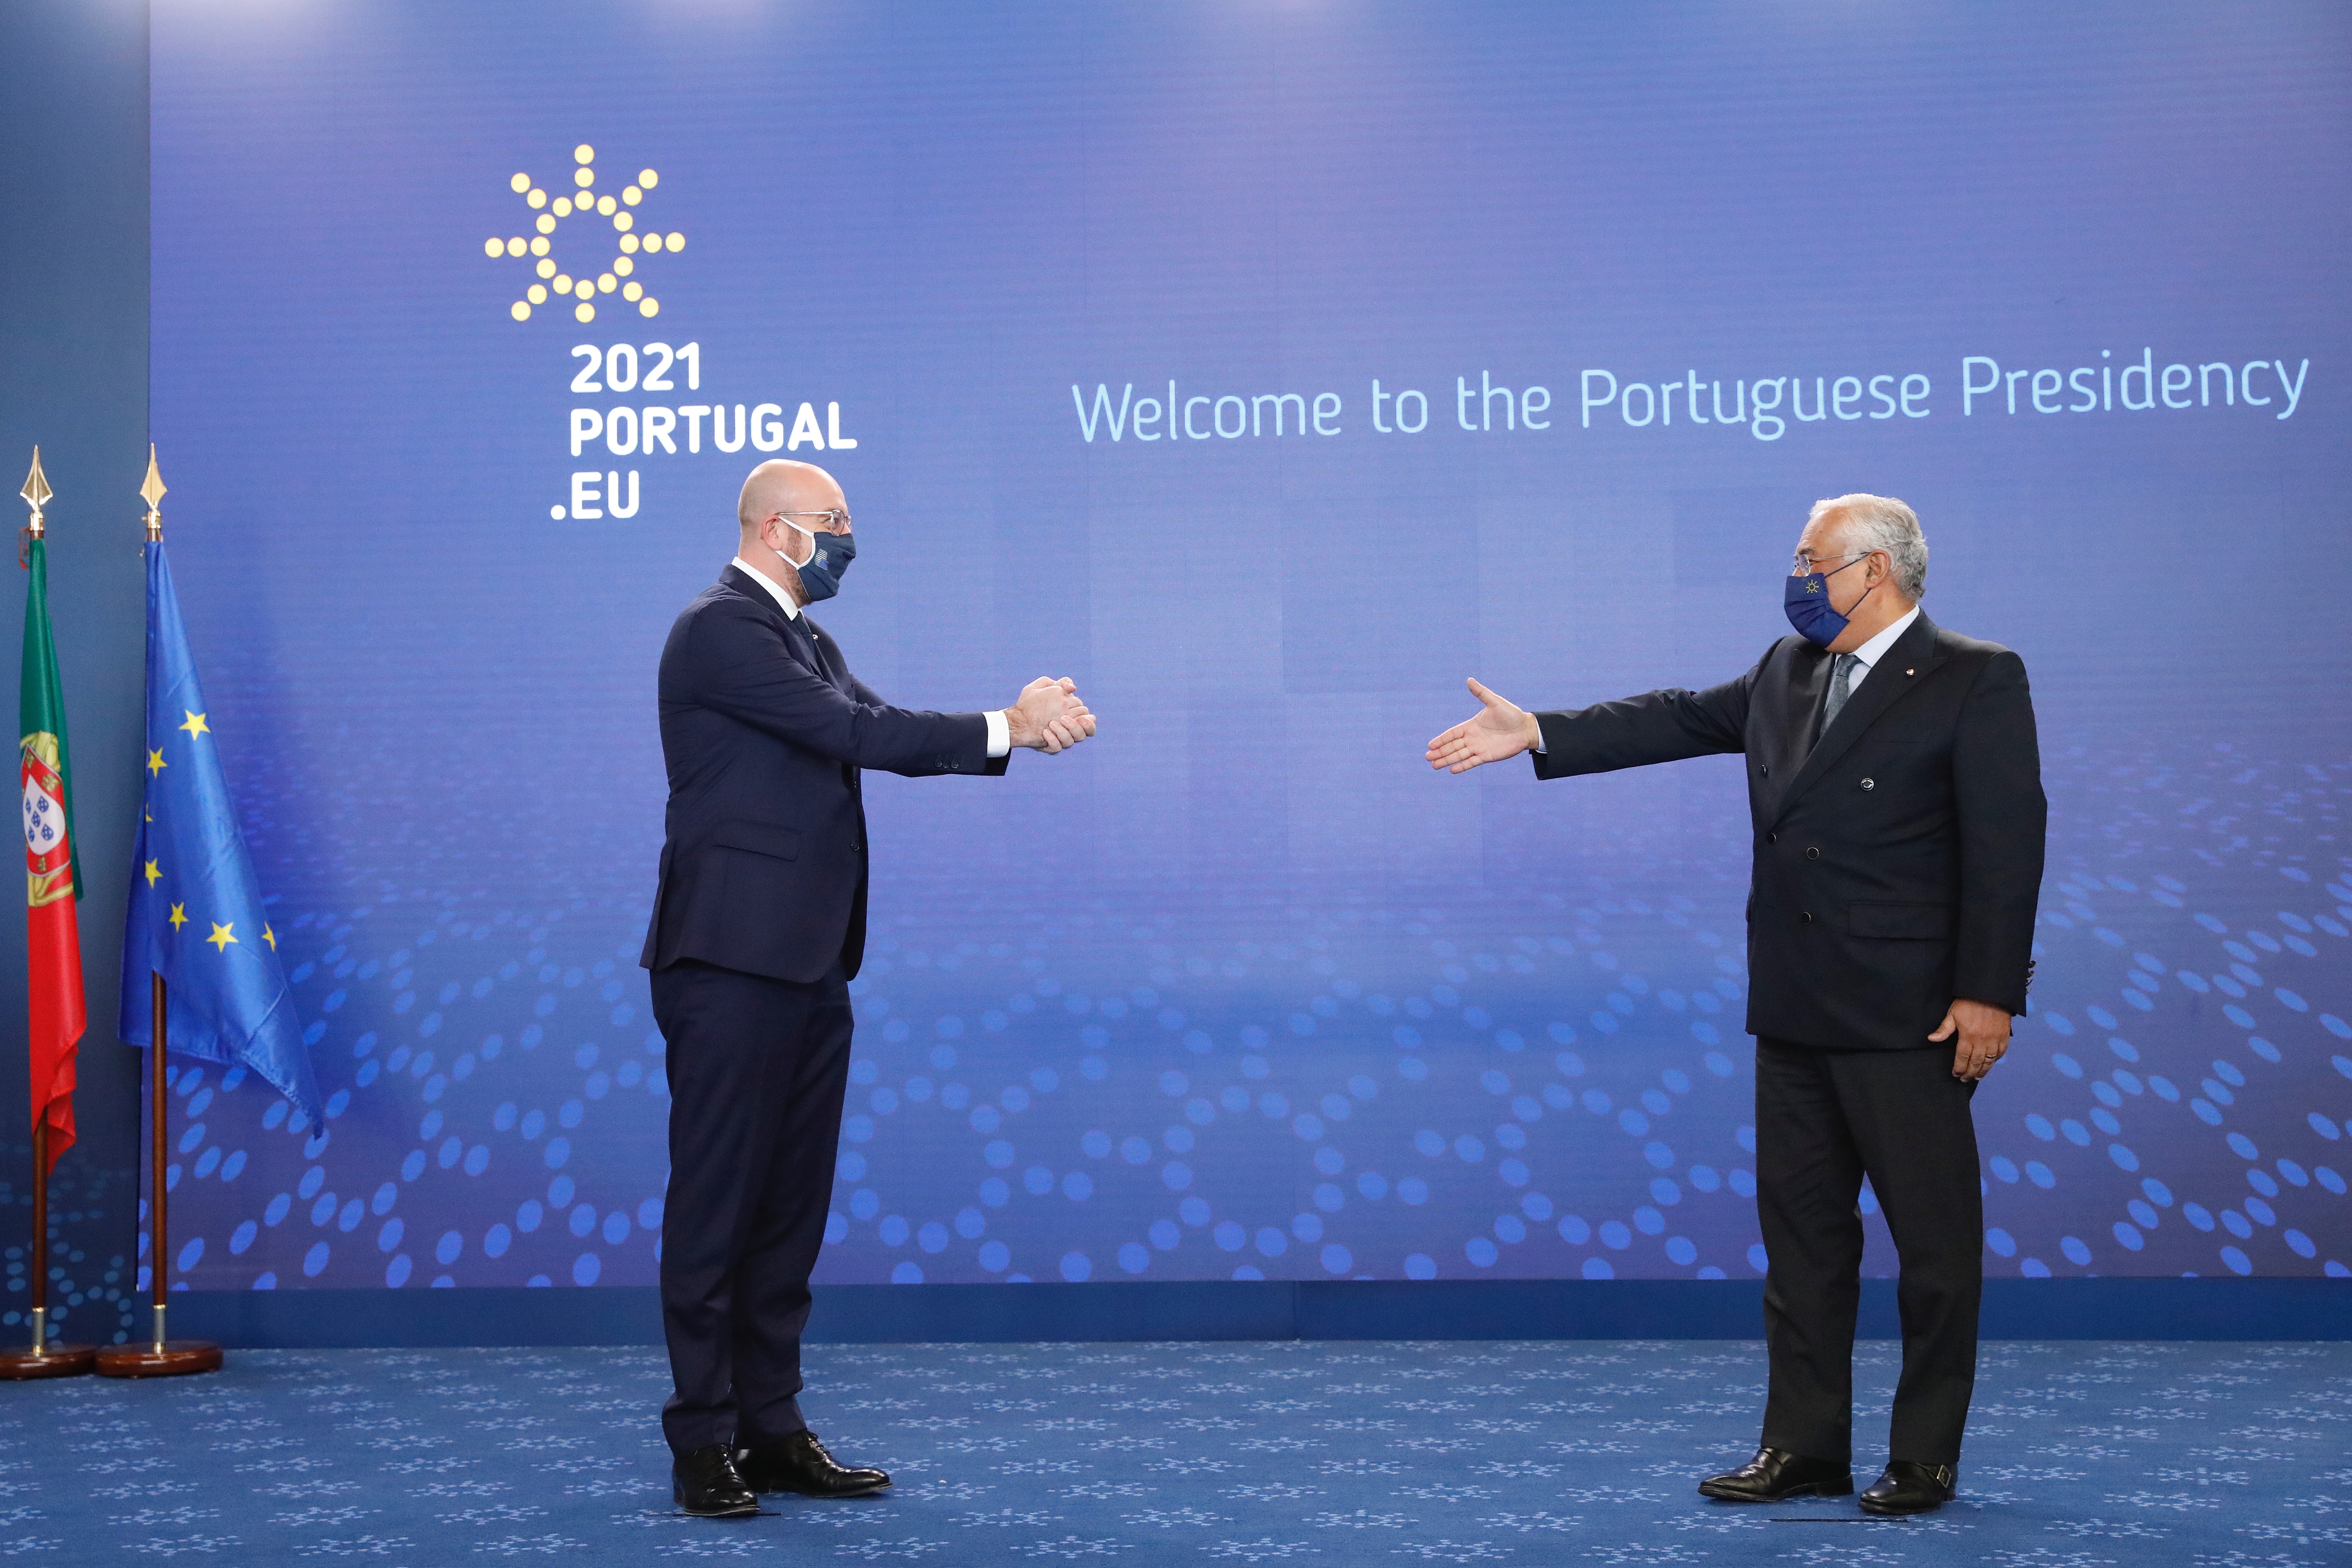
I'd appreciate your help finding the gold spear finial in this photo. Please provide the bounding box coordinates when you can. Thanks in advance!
[140,445,165,542]
[20,447,53,567]
[21,448,53,519]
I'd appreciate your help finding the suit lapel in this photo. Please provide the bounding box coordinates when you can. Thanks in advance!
[800,615,851,694]
[1772,612,1944,819]
[1785,645,1832,763]
[1748,641,1828,822]
[720,565,827,681]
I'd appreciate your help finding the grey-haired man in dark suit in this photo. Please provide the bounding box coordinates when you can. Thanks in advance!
[1427,493,2044,1515]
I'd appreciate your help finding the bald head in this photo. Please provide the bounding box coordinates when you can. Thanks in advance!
[734,460,852,607]
[738,460,843,536]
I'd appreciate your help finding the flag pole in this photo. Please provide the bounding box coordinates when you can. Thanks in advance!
[2,449,94,1381]
[0,1119,94,1379]
[95,449,219,1379]
[150,969,169,1351]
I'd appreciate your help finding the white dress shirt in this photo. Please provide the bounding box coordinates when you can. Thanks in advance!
[731,556,1011,757]
[1840,603,1921,690]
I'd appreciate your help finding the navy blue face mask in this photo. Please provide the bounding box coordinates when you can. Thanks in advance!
[1783,555,1873,648]
[778,520,855,603]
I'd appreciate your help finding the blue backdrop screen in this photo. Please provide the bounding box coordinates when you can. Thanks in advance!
[148,2,2352,1291]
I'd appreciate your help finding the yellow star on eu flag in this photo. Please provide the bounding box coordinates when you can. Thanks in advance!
[262,924,276,951]
[207,922,237,951]
[168,902,187,930]
[146,748,168,775]
[144,859,162,887]
[179,710,209,737]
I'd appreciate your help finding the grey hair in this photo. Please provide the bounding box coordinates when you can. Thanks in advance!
[1809,493,1927,600]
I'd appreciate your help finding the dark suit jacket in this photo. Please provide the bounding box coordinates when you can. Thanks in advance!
[641,565,1006,985]
[1531,611,2045,1052]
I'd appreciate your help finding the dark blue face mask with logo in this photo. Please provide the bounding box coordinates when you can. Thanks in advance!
[778,519,855,603]
[1783,554,1875,648]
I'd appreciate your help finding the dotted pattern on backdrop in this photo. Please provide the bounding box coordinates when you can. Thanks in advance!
[4,729,2347,1337]
[2,1341,2348,1565]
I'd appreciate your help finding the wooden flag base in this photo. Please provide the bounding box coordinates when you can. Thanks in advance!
[95,1340,221,1378]
[103,975,225,1383]
[0,1342,97,1379]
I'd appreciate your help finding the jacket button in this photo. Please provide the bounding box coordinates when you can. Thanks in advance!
[1760,764,1769,776]
[1859,778,1875,791]
[1800,911,1814,924]
[1767,832,1777,844]
[1806,847,1821,860]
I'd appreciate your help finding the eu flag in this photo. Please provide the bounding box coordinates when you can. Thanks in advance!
[119,538,319,1120]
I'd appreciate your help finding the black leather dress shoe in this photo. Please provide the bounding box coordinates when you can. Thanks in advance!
[1698,1446,1855,1502]
[1859,1460,1956,1515]
[735,1431,891,1498]
[673,1444,759,1517]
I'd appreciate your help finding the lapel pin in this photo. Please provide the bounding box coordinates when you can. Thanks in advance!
[1904,668,1914,676]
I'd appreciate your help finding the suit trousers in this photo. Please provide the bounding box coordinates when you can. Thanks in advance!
[652,957,853,1455]
[1755,1037,1983,1467]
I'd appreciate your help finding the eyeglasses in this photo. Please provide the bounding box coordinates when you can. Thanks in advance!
[776,508,852,532]
[1791,549,1864,575]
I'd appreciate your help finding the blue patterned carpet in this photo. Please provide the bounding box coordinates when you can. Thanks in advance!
[4,1340,2347,1565]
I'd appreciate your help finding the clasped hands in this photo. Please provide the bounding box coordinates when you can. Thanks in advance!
[1427,677,2012,1080]
[1007,676,1099,754]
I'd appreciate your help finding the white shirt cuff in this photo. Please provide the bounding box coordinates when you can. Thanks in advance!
[985,708,1011,758]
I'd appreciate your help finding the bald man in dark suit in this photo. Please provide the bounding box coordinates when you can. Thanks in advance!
[646,459,1096,1515]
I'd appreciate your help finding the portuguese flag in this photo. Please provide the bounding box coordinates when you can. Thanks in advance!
[21,531,84,1174]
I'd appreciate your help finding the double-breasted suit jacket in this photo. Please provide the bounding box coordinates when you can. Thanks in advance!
[1530,611,2045,1048]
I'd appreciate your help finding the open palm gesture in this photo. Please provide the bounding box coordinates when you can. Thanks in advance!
[1426,678,1540,774]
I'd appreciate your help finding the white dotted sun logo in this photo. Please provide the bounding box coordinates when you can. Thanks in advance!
[484,143,686,323]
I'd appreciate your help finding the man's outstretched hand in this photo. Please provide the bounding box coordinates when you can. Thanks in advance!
[1426,678,1542,774]
[1007,676,1098,754]
[1929,997,2011,1081]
